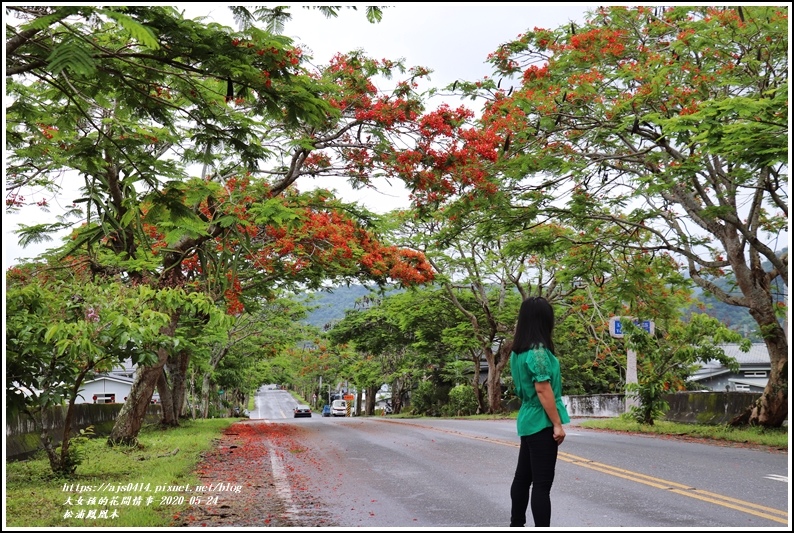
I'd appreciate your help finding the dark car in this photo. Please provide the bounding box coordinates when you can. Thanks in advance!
[293,404,312,418]
[321,404,331,417]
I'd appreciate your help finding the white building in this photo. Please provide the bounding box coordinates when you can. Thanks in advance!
[75,359,159,404]
[78,375,134,404]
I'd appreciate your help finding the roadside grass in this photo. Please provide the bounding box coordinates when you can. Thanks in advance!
[579,415,789,449]
[5,418,237,528]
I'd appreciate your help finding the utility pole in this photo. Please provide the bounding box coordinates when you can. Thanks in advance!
[609,316,654,414]
[625,345,639,412]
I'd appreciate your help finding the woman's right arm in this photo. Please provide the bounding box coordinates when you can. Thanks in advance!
[534,380,565,445]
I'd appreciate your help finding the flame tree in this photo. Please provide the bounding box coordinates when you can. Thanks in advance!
[6,6,439,445]
[450,6,787,427]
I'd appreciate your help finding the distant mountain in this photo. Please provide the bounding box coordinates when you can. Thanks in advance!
[683,248,787,340]
[683,290,759,337]
[304,265,786,340]
[301,284,384,329]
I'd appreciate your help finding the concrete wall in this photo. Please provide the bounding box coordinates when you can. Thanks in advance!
[563,393,626,418]
[662,391,761,425]
[563,391,762,424]
[6,403,162,461]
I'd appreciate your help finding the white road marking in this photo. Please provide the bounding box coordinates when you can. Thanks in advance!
[268,440,300,516]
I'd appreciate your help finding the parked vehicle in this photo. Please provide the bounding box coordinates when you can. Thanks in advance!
[321,404,331,417]
[331,399,347,417]
[293,404,312,418]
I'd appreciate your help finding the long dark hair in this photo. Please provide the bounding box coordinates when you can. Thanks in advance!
[510,296,555,354]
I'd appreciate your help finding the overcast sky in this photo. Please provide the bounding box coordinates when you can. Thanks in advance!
[4,3,597,268]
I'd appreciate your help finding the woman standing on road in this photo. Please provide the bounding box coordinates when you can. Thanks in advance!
[509,296,570,527]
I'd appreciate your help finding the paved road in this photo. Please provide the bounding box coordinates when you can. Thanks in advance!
[253,387,789,528]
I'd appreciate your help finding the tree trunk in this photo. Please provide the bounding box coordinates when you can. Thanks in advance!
[199,344,228,418]
[365,385,377,415]
[471,351,485,414]
[108,315,179,445]
[719,236,788,428]
[484,344,511,414]
[39,366,95,474]
[157,368,176,427]
[59,397,78,472]
[108,342,176,447]
[485,369,502,414]
[355,389,363,416]
[38,405,62,474]
[166,350,190,420]
[188,372,197,420]
[107,357,164,445]
[200,372,212,418]
[390,378,405,414]
[746,322,788,427]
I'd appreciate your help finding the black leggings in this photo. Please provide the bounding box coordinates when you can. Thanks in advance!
[509,426,558,527]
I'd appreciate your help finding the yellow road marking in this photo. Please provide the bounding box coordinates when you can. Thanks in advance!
[376,419,789,525]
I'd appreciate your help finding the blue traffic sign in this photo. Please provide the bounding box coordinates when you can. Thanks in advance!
[609,317,654,338]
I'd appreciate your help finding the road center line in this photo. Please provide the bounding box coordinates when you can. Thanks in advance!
[373,418,788,525]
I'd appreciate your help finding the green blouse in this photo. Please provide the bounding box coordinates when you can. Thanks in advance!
[510,346,570,437]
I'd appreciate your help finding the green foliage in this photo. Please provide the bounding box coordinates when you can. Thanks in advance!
[444,384,479,417]
[464,5,787,425]
[54,425,96,476]
[102,10,160,49]
[45,35,96,75]
[625,383,669,426]
[623,314,744,425]
[5,271,172,416]
[5,263,228,471]
[555,312,624,395]
[231,5,385,34]
[409,380,438,416]
[440,360,475,387]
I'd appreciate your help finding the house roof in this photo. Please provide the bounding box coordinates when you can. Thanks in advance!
[693,343,769,370]
[689,367,731,382]
[714,343,770,364]
[729,377,769,388]
[688,343,769,382]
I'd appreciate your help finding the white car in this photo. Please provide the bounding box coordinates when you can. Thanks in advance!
[331,399,348,417]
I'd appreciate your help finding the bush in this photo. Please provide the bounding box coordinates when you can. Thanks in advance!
[409,380,437,416]
[53,425,96,476]
[444,384,478,416]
